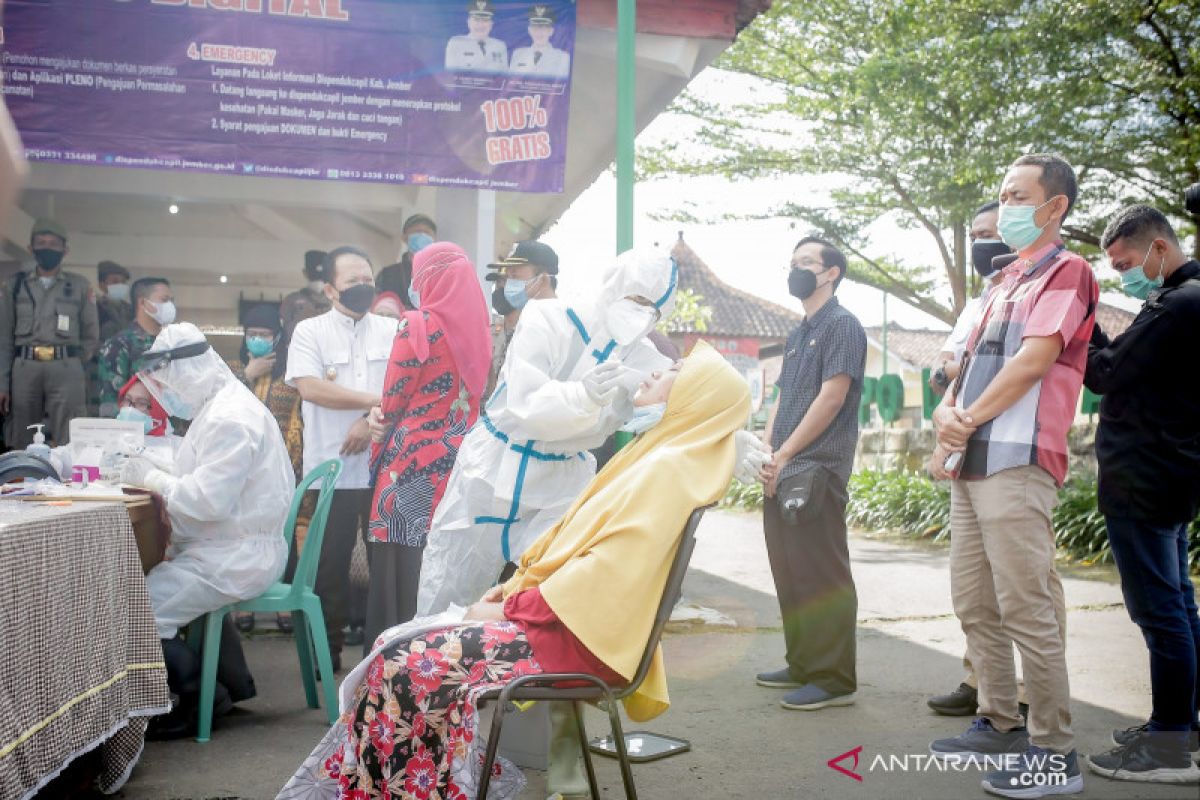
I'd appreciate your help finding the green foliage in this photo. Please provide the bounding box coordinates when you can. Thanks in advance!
[1051,478,1114,566]
[659,287,712,334]
[721,478,764,511]
[846,468,951,539]
[641,0,1200,321]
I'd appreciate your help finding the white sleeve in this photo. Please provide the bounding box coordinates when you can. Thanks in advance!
[284,318,322,387]
[500,302,604,440]
[943,296,982,360]
[161,420,255,523]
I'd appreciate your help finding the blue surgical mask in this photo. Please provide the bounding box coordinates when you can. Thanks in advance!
[621,402,667,434]
[503,278,529,309]
[116,406,154,434]
[1119,244,1165,300]
[408,286,421,308]
[159,388,196,420]
[245,336,274,358]
[408,232,434,253]
[997,198,1056,251]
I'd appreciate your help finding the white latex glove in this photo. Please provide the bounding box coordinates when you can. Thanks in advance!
[611,364,644,396]
[581,361,623,406]
[120,456,177,494]
[733,429,772,484]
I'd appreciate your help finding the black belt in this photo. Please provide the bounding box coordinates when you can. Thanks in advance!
[17,345,80,361]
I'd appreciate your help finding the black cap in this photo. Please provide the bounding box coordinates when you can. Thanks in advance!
[528,4,556,24]
[486,240,559,280]
[304,249,328,280]
[402,212,437,234]
[466,0,494,18]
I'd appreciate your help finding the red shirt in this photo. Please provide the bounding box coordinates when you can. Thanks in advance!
[504,587,625,686]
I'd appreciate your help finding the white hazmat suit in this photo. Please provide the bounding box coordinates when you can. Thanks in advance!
[417,250,679,614]
[122,323,294,639]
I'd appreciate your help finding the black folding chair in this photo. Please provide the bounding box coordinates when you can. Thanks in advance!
[476,502,716,800]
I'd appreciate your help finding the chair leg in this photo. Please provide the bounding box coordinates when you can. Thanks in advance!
[293,610,319,709]
[304,599,340,725]
[196,610,227,743]
[605,699,637,799]
[477,699,509,799]
[573,700,601,799]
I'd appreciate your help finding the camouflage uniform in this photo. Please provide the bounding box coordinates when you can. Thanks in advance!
[96,321,156,418]
[97,295,133,342]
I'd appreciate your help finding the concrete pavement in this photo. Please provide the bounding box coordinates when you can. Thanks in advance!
[114,510,1196,799]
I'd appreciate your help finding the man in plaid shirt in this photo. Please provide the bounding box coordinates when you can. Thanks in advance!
[928,154,1098,799]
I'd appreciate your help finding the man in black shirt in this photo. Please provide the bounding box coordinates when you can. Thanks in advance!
[756,237,867,711]
[1083,205,1200,784]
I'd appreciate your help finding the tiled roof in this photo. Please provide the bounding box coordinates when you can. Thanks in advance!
[864,301,1137,371]
[668,236,802,339]
[863,326,947,371]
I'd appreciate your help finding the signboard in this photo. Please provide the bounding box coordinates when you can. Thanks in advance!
[0,0,575,193]
[683,334,760,372]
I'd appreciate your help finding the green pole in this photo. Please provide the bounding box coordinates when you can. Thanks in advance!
[616,0,636,254]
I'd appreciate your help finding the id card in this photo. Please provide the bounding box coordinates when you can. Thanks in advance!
[57,314,70,333]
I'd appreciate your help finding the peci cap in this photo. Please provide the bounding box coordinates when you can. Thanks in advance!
[304,249,329,280]
[486,240,559,280]
[31,217,68,243]
[528,4,556,24]
[466,0,494,18]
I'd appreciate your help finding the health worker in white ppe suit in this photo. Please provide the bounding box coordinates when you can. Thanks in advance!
[120,323,294,640]
[417,249,771,615]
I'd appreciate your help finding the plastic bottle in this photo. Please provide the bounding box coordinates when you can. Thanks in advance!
[26,424,65,479]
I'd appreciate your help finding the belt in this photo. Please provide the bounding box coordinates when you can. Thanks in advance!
[18,345,80,361]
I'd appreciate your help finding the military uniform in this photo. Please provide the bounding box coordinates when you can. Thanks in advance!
[280,286,331,337]
[95,322,157,418]
[0,268,99,447]
[97,295,133,342]
[509,45,570,78]
[445,34,508,72]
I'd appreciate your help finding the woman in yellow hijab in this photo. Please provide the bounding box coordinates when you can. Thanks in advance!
[280,341,750,800]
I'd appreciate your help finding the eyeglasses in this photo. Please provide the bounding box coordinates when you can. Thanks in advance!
[789,257,825,271]
[121,398,153,413]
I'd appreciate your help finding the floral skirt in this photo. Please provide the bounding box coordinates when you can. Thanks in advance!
[279,621,542,800]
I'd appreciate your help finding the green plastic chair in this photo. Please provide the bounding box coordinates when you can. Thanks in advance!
[190,458,343,742]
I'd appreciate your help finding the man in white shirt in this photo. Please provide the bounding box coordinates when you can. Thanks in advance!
[286,246,397,671]
[445,0,508,73]
[509,4,571,78]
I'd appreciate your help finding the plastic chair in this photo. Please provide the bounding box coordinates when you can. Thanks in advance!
[477,502,715,799]
[191,458,343,742]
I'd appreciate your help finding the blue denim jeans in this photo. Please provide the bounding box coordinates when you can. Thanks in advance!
[1105,516,1200,733]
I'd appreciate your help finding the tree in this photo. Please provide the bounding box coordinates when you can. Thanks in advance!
[641,0,1198,322]
[659,287,712,333]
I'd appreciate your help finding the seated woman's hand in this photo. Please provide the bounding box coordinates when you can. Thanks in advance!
[367,406,388,444]
[480,585,504,603]
[463,601,507,622]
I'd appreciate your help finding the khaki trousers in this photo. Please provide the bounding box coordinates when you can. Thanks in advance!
[950,465,1073,752]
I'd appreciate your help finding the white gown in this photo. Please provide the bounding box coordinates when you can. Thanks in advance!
[417,253,677,614]
[146,379,294,638]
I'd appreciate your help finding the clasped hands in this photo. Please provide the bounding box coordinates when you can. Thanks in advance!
[464,584,507,622]
[928,403,978,480]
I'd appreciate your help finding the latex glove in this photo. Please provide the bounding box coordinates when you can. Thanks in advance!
[120,456,177,494]
[581,361,623,406]
[733,430,772,484]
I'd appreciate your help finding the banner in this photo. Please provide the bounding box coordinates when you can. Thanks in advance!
[0,0,575,193]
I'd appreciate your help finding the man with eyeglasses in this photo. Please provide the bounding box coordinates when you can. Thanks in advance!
[755,236,866,713]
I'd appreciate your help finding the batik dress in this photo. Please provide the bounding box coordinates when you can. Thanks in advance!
[363,314,479,645]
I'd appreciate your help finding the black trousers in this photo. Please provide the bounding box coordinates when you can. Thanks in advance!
[314,488,373,654]
[362,542,425,657]
[762,471,858,695]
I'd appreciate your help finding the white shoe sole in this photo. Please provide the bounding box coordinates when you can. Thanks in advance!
[757,678,803,689]
[1086,756,1200,784]
[982,772,1083,798]
[780,692,856,710]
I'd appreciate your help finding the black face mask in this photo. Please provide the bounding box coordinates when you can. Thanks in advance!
[490,283,515,316]
[33,249,64,272]
[337,283,377,315]
[788,267,826,300]
[971,239,1012,277]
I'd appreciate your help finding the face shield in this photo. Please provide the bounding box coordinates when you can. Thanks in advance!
[135,323,228,420]
[596,249,678,345]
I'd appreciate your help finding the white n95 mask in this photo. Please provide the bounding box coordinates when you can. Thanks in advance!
[606,299,658,346]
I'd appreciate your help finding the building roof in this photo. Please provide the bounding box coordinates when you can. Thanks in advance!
[864,301,1138,371]
[863,325,946,372]
[668,234,802,339]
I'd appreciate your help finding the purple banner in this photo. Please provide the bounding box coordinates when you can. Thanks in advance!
[0,0,576,193]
